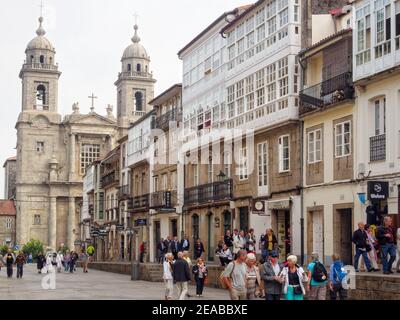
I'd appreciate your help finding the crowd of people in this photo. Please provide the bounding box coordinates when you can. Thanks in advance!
[160,215,400,300]
[0,245,96,279]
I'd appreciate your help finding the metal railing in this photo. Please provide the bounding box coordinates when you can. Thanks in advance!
[130,194,149,211]
[118,185,130,199]
[370,134,386,162]
[100,170,119,189]
[150,190,177,208]
[299,72,354,115]
[184,179,232,205]
[155,109,182,131]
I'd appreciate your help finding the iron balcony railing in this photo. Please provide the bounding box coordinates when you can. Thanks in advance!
[128,194,149,211]
[150,190,177,208]
[100,170,119,189]
[184,179,232,205]
[299,72,354,116]
[370,134,386,162]
[155,109,182,131]
[118,185,130,199]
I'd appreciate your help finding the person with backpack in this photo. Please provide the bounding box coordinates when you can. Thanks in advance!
[352,222,373,272]
[307,252,328,300]
[5,249,15,278]
[221,249,248,300]
[328,253,348,300]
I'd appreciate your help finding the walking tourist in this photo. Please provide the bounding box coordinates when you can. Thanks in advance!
[328,253,348,300]
[15,251,26,279]
[194,238,205,259]
[37,252,45,274]
[281,255,308,300]
[64,251,71,272]
[245,229,256,254]
[261,250,283,300]
[27,253,33,264]
[245,253,262,300]
[307,252,328,300]
[80,249,89,273]
[365,224,380,271]
[180,235,190,252]
[173,251,191,300]
[86,245,95,262]
[192,257,208,297]
[352,222,373,272]
[5,249,15,278]
[163,253,174,300]
[182,250,193,298]
[376,216,397,274]
[217,243,233,266]
[222,249,248,300]
[69,251,78,273]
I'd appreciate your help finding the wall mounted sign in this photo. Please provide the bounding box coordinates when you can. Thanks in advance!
[135,219,147,226]
[252,200,266,215]
[367,181,389,201]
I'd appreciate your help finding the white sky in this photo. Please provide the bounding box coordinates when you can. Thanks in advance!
[0,0,247,197]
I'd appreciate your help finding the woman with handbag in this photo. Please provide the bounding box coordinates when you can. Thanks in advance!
[365,224,380,272]
[280,255,308,300]
[192,257,208,297]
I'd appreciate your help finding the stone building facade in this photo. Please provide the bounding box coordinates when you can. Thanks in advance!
[0,200,16,246]
[3,157,16,200]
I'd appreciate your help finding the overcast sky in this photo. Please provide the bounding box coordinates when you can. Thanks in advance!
[0,0,247,197]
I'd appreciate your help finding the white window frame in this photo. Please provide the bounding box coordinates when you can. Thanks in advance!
[5,218,12,230]
[278,135,290,172]
[308,129,322,164]
[238,147,249,180]
[36,141,45,153]
[335,121,352,158]
[257,142,268,189]
[374,97,386,136]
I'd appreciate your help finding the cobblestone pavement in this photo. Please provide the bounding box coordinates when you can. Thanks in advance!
[1,264,399,300]
[0,264,230,300]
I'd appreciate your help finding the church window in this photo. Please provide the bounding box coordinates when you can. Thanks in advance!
[137,64,141,72]
[80,144,100,175]
[135,91,143,111]
[30,55,34,63]
[35,85,47,109]
[127,64,131,72]
[36,141,45,153]
[40,55,45,64]
[34,214,41,225]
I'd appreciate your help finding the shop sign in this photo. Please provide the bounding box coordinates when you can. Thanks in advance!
[116,224,124,231]
[135,219,147,226]
[267,199,290,211]
[252,200,266,215]
[367,181,389,200]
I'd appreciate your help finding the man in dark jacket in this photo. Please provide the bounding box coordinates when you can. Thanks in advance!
[261,251,283,300]
[352,222,372,272]
[224,230,234,250]
[157,238,167,264]
[37,252,46,274]
[171,236,180,260]
[5,249,15,278]
[376,216,397,274]
[173,252,191,300]
[180,235,190,252]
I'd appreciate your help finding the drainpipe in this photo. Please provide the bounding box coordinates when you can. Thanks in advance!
[300,120,305,266]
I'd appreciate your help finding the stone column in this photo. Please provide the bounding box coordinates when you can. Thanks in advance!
[68,197,76,249]
[69,133,76,181]
[48,197,57,249]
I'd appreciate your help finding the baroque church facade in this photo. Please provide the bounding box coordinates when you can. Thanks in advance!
[15,15,155,249]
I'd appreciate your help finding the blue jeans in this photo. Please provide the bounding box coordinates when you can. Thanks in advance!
[354,248,371,271]
[381,244,397,272]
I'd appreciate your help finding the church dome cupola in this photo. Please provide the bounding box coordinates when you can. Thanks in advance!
[122,24,149,61]
[26,16,54,52]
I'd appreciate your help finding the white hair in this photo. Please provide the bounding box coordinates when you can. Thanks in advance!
[287,255,298,264]
[247,253,256,261]
[165,253,173,260]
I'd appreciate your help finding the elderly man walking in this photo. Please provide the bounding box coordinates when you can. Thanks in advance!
[173,252,191,300]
